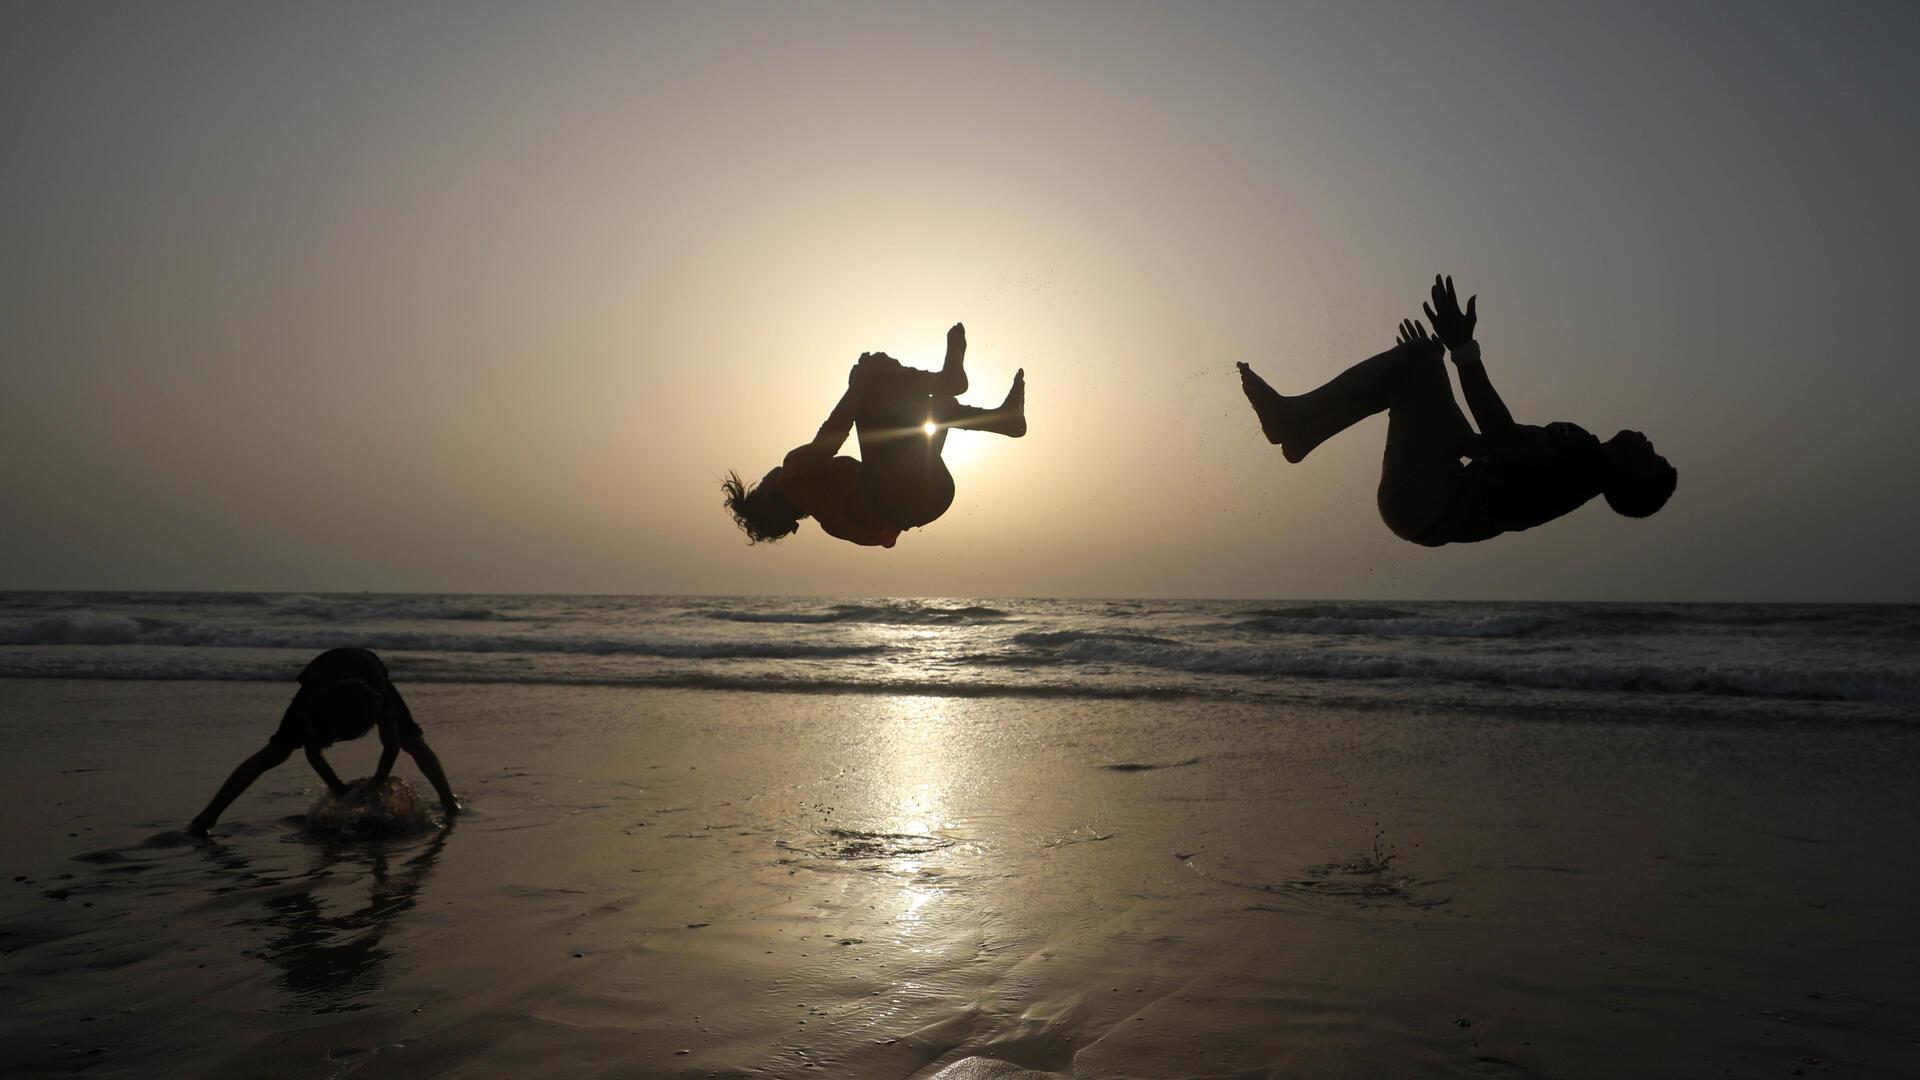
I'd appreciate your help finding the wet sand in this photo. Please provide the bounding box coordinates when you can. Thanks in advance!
[2,679,1917,1077]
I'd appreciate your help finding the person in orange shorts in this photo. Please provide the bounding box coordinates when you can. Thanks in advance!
[723,322,1026,548]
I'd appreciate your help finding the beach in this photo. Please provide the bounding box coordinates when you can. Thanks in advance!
[4,668,1917,1078]
[12,2,1920,1074]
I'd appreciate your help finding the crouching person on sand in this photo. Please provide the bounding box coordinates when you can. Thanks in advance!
[188,647,458,835]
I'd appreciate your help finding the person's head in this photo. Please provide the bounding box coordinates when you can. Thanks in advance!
[721,467,803,543]
[1601,430,1677,518]
[314,678,384,744]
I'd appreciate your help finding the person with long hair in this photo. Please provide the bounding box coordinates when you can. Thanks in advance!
[1237,275,1675,546]
[723,322,1025,548]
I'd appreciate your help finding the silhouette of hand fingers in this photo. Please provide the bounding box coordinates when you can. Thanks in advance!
[1425,274,1476,347]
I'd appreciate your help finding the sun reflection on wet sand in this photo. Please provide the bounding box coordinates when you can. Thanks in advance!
[880,698,962,932]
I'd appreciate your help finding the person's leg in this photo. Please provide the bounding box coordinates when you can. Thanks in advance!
[401,732,459,813]
[189,741,296,834]
[863,371,1024,531]
[1239,338,1437,463]
[1375,350,1477,544]
[853,365,940,457]
[931,369,1026,438]
[939,322,967,398]
[857,323,968,401]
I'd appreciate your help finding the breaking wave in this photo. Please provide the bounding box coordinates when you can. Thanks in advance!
[700,602,1010,625]
[4,593,1915,721]
[1232,613,1549,638]
[1001,634,1918,704]
[0,610,884,661]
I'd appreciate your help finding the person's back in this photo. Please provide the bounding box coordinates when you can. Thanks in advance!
[297,647,391,695]
[779,443,901,548]
[1420,421,1612,546]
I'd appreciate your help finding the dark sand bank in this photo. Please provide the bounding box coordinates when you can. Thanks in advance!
[1,680,1916,1077]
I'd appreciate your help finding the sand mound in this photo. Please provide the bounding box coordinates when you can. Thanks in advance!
[304,776,437,838]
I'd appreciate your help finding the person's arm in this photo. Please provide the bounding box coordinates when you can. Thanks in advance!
[305,738,348,795]
[1422,273,1540,458]
[370,711,401,786]
[368,718,399,776]
[1453,341,1557,465]
[401,732,459,813]
[805,362,874,455]
[189,742,295,834]
[1448,341,1517,442]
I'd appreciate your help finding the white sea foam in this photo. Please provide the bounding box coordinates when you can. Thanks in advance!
[3,593,1915,720]
[0,611,149,644]
[1030,636,1919,703]
[1231,613,1552,638]
[270,594,507,621]
[0,611,884,660]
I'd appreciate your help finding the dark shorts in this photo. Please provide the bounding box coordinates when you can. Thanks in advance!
[270,682,423,748]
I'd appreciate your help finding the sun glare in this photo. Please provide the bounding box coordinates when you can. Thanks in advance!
[922,420,938,436]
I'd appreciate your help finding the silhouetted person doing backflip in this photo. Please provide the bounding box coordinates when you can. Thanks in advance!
[1238,276,1675,545]
[723,322,1026,548]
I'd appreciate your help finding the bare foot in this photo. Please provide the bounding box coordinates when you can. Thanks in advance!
[942,322,968,397]
[1238,361,1306,459]
[997,368,1027,437]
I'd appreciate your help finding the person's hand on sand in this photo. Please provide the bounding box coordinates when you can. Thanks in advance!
[1422,274,1477,351]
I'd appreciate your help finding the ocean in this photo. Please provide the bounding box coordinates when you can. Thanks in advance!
[6,593,1920,1076]
[2,592,1913,726]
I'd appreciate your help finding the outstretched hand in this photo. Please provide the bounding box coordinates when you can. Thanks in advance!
[1396,318,1442,358]
[1421,274,1477,350]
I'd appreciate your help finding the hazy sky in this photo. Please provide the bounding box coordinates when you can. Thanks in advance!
[4,2,1916,600]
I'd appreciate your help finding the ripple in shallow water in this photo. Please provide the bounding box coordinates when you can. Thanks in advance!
[776,827,958,862]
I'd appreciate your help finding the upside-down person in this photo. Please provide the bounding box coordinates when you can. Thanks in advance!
[723,322,1026,548]
[1237,275,1675,546]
